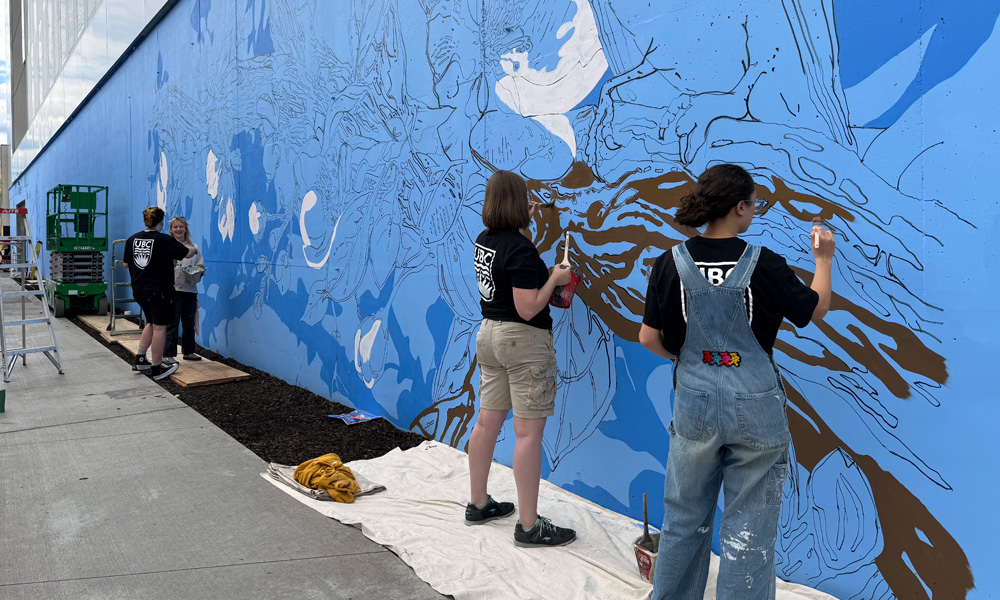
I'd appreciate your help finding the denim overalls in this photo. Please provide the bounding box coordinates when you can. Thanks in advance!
[652,242,790,600]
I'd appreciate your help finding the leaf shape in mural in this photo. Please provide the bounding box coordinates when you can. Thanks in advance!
[302,278,331,326]
[325,196,371,301]
[274,249,292,294]
[369,213,402,289]
[419,164,463,245]
[544,300,616,471]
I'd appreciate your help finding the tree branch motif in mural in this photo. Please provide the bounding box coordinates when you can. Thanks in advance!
[147,0,975,597]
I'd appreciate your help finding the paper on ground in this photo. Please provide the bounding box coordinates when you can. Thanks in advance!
[262,440,837,600]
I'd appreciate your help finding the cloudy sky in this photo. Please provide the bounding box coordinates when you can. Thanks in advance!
[0,0,10,148]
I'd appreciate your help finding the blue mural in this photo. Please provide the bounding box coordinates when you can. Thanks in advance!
[11,0,1000,597]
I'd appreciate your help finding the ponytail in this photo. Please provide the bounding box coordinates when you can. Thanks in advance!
[674,164,756,227]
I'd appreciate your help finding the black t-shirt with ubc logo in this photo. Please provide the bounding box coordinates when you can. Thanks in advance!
[123,230,189,294]
[474,228,552,330]
[643,236,818,356]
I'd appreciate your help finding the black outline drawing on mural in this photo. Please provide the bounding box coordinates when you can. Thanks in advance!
[147,0,976,597]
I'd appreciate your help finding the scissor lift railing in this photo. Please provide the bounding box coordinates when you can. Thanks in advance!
[107,238,143,335]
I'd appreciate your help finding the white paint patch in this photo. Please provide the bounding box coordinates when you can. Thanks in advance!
[494,0,608,156]
[354,319,382,389]
[156,152,168,209]
[206,149,220,199]
[299,190,335,269]
[249,202,262,235]
[722,528,754,560]
[218,196,235,242]
[697,526,710,534]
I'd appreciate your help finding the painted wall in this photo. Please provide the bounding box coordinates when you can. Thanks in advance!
[11,1,998,597]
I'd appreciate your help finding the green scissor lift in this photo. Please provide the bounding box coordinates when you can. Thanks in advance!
[43,185,109,317]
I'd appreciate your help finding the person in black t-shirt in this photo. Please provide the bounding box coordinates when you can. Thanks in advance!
[122,206,197,381]
[638,164,835,599]
[465,170,577,548]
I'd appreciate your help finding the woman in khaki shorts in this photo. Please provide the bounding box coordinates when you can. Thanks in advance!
[465,170,577,548]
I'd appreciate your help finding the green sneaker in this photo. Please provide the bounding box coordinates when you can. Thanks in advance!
[514,515,576,548]
[464,495,515,525]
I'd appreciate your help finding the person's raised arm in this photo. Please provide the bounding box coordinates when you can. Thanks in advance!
[512,265,573,322]
[810,225,835,322]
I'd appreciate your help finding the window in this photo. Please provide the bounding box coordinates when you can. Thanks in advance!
[20,0,26,64]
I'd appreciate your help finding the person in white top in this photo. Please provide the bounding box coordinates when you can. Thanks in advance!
[162,216,205,364]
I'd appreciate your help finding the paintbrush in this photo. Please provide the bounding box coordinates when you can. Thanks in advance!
[642,493,653,546]
[812,216,824,249]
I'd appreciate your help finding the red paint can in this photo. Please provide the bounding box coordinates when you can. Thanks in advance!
[549,268,581,309]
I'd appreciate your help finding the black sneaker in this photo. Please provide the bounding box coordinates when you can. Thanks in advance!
[183,353,202,361]
[514,516,576,548]
[133,354,152,371]
[464,495,515,525]
[148,362,179,381]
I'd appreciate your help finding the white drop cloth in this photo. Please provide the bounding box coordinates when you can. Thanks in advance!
[262,441,837,600]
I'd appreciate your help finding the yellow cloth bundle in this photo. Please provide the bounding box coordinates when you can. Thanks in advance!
[293,453,362,503]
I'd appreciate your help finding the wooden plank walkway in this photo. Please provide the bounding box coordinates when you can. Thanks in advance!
[76,314,250,387]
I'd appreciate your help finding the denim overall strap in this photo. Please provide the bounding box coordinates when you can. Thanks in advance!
[672,242,761,354]
[671,242,760,292]
[720,245,760,291]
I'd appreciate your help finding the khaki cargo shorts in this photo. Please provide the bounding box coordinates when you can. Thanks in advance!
[476,319,558,419]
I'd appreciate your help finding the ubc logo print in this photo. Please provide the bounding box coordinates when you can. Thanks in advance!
[697,262,735,285]
[703,351,741,367]
[474,243,496,302]
[133,239,154,269]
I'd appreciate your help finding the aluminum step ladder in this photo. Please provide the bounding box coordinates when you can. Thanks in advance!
[107,238,143,335]
[0,208,63,382]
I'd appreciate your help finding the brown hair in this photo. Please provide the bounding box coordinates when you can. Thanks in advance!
[674,164,756,227]
[169,216,192,244]
[482,170,530,230]
[143,206,165,229]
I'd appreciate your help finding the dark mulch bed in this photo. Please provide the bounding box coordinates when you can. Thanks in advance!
[69,315,428,465]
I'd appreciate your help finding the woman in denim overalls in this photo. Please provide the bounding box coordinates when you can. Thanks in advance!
[640,164,835,599]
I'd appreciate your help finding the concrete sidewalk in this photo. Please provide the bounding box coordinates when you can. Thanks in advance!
[0,284,446,599]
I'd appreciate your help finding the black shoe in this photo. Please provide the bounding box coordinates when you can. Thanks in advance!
[514,516,576,548]
[148,362,179,381]
[183,353,202,361]
[133,354,152,371]
[465,495,515,525]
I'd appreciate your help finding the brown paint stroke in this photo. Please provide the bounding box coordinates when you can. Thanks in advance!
[785,384,974,598]
[791,267,948,397]
[527,167,699,342]
[528,163,946,397]
[411,356,478,448]
[520,163,969,597]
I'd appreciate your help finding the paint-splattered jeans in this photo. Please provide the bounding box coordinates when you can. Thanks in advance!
[651,414,788,600]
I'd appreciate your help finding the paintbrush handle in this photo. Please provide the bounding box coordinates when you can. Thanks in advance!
[562,232,571,266]
[642,493,651,541]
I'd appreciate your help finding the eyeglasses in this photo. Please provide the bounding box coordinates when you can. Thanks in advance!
[749,199,770,215]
